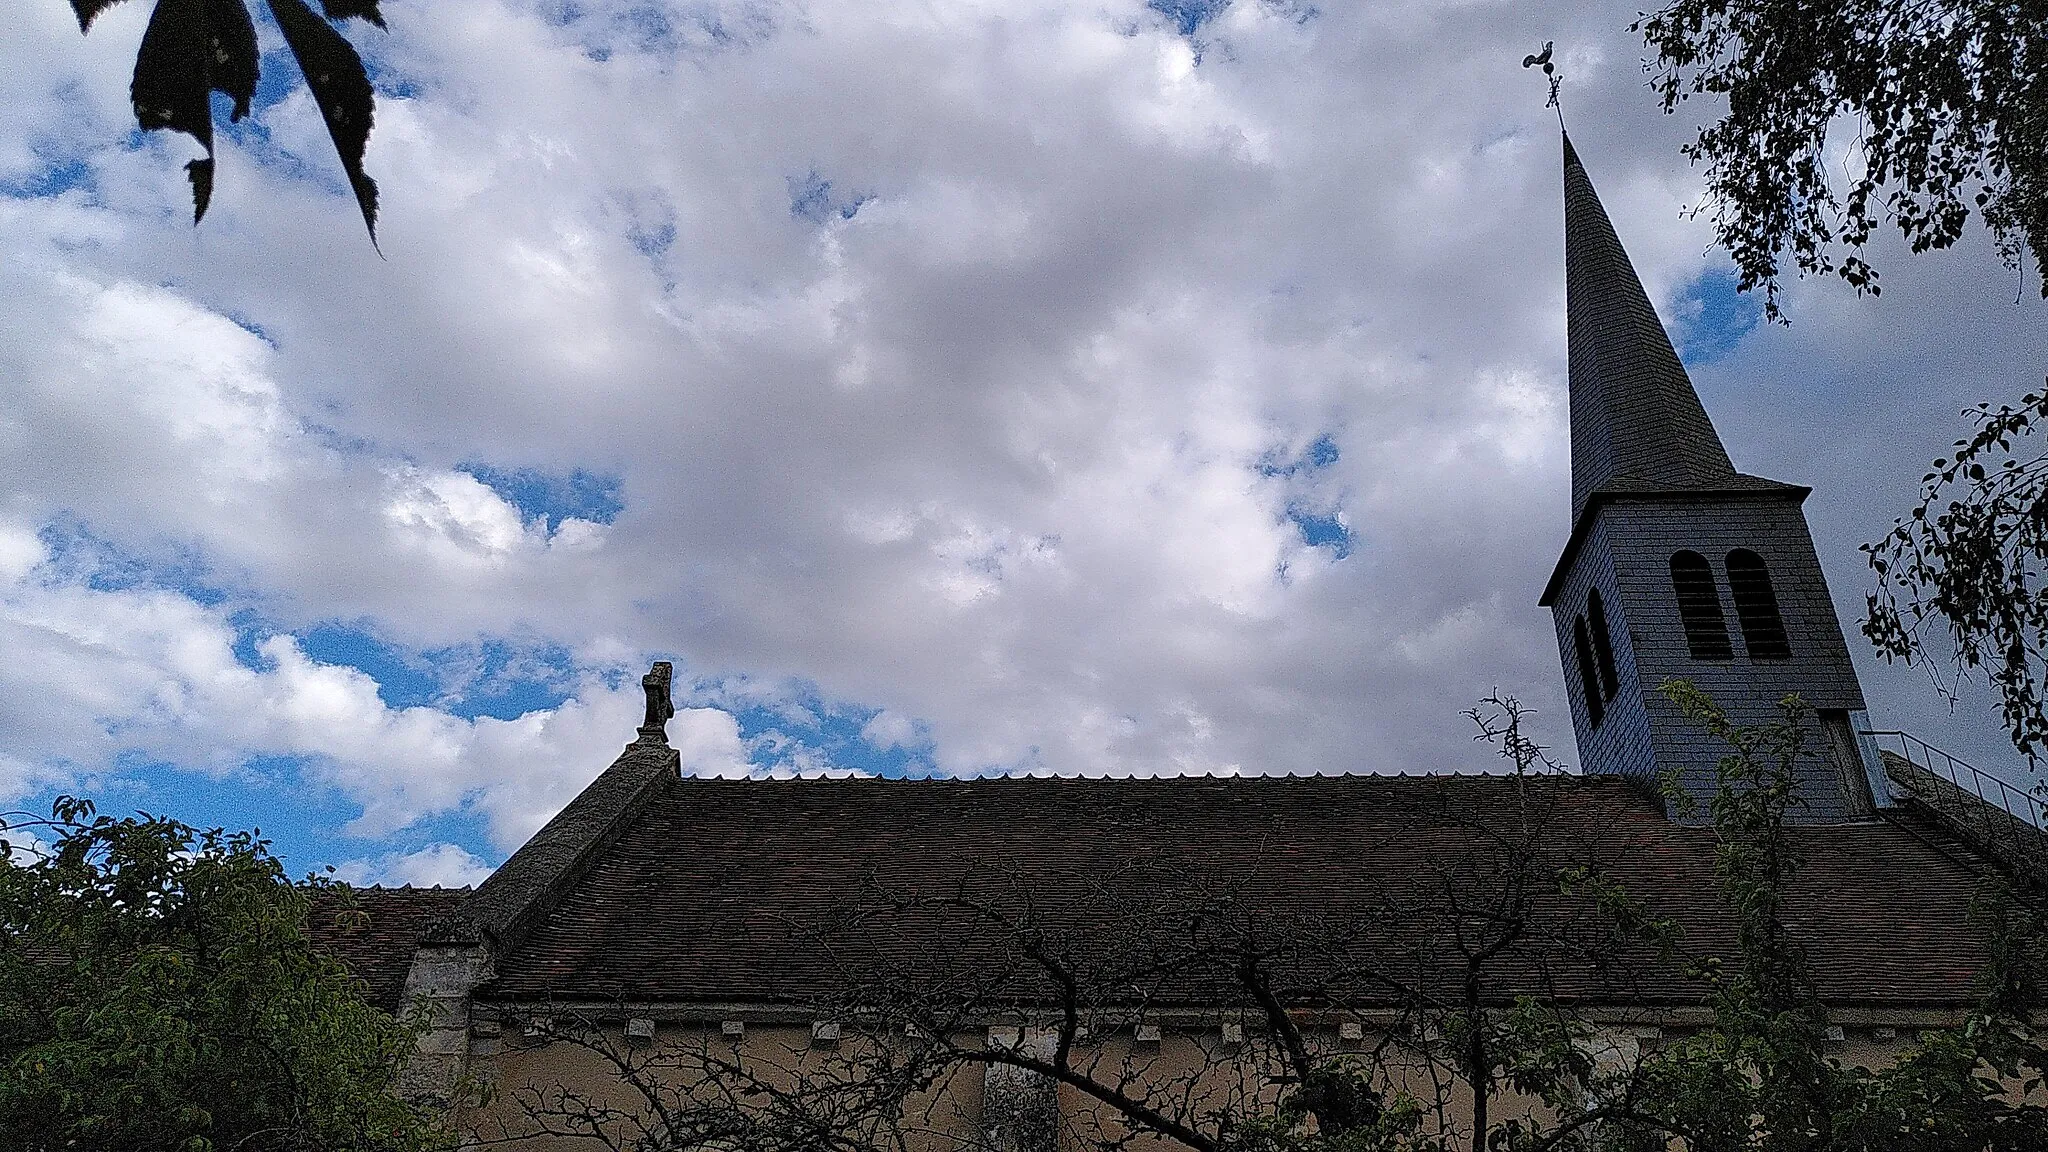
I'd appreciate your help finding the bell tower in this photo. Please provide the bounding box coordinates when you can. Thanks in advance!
[1538,134,1888,821]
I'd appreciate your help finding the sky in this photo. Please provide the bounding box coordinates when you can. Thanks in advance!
[2,0,2042,887]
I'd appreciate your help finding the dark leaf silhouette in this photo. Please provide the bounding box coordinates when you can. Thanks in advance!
[268,0,379,243]
[131,0,215,221]
[319,0,383,27]
[186,145,215,219]
[206,0,260,120]
[70,0,136,31]
[71,0,384,243]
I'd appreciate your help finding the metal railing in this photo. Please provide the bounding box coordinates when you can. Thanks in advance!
[1862,730,2046,828]
[1861,730,2048,885]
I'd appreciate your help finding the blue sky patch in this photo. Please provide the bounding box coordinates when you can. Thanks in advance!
[37,520,588,720]
[295,622,584,721]
[2,157,94,201]
[295,622,444,710]
[1149,0,1232,38]
[16,625,587,876]
[1259,433,1341,478]
[1254,435,1351,556]
[5,79,100,200]
[629,218,677,261]
[537,1,764,61]
[37,520,230,605]
[434,638,585,720]
[788,170,872,223]
[1289,507,1352,557]
[1303,434,1340,469]
[464,464,625,530]
[100,751,362,860]
[715,683,936,778]
[539,2,587,28]
[250,47,301,115]
[8,525,601,875]
[613,4,680,54]
[12,750,480,882]
[1675,268,1763,365]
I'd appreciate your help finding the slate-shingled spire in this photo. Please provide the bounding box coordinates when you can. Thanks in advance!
[1545,132,1887,824]
[1563,132,1735,520]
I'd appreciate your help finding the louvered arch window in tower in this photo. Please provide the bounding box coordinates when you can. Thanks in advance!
[1572,615,1605,728]
[1669,551,1733,660]
[1586,588,1619,701]
[1726,549,1791,660]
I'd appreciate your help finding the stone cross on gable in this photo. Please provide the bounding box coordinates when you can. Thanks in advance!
[639,661,675,745]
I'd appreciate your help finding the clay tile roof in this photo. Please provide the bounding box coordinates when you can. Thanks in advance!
[305,885,469,1012]
[480,773,1993,1010]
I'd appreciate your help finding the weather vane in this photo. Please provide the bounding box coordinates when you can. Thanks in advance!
[1522,41,1563,126]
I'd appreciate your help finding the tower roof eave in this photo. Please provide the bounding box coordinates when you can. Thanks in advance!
[1538,475,1811,607]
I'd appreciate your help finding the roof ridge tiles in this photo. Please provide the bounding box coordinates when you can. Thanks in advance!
[659,769,1605,788]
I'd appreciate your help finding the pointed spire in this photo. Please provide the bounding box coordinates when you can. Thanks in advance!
[1563,132,1736,520]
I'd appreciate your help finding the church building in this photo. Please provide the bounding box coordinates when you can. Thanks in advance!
[316,135,2043,1146]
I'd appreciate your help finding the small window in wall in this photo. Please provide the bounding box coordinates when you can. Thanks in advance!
[1669,551,1733,660]
[1726,549,1791,660]
[1587,589,1619,701]
[1573,615,1605,728]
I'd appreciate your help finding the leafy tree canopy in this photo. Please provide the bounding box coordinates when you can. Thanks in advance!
[69,0,386,242]
[1637,0,2048,318]
[0,797,443,1152]
[1652,683,2048,1152]
[1864,389,2048,760]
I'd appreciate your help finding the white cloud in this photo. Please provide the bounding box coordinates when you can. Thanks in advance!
[0,526,697,850]
[0,0,2038,865]
[383,465,537,559]
[672,707,753,779]
[0,524,45,585]
[1,828,51,867]
[334,842,495,888]
[861,709,918,750]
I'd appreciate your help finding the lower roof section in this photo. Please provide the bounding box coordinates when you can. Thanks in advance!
[307,885,469,1013]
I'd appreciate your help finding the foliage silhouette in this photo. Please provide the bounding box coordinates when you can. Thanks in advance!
[69,0,384,242]
[1864,386,2048,760]
[0,796,443,1152]
[1631,3,2048,767]
[1637,0,2048,319]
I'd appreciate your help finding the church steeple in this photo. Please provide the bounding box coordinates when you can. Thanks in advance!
[1563,133,1737,520]
[1542,132,1887,823]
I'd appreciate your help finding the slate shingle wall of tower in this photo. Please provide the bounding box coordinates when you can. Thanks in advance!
[1554,497,1869,821]
[1550,518,1657,786]
[1550,133,1876,823]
